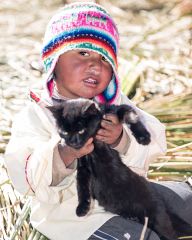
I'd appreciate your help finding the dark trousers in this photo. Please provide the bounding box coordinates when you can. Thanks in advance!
[88,181,192,240]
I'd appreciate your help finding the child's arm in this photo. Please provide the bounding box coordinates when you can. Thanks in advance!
[51,138,94,186]
[96,94,166,177]
[58,138,94,167]
[118,94,167,176]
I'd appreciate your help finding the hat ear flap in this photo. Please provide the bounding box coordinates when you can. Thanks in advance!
[103,73,118,102]
[47,79,54,97]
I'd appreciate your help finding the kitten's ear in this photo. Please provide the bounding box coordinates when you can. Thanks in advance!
[46,105,63,119]
[82,103,99,115]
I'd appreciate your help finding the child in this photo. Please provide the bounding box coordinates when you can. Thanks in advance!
[5,2,192,240]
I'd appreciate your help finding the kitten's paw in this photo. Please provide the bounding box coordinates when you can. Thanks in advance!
[135,131,151,145]
[76,203,89,217]
[123,111,139,124]
[130,124,151,145]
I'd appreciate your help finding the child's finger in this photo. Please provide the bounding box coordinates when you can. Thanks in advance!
[77,138,94,156]
[84,142,94,154]
[103,114,119,124]
[95,134,108,142]
[101,120,115,130]
[85,137,93,145]
[101,119,121,132]
[97,128,112,137]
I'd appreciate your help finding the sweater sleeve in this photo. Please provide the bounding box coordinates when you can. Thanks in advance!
[119,94,167,177]
[112,127,131,154]
[51,145,77,186]
[4,103,76,204]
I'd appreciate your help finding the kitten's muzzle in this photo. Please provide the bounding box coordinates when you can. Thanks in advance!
[66,141,84,150]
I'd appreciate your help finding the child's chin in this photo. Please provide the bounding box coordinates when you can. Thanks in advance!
[79,91,98,99]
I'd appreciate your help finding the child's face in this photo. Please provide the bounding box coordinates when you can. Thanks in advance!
[54,50,113,99]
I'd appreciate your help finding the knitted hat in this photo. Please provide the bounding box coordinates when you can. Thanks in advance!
[42,2,120,104]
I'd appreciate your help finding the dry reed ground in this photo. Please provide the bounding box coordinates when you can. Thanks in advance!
[0,0,192,239]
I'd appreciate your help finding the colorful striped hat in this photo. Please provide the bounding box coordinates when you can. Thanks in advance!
[42,2,120,104]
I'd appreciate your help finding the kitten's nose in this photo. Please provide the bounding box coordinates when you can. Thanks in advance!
[67,140,83,150]
[70,143,83,149]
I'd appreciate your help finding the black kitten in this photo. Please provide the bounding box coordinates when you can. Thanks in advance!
[48,98,192,240]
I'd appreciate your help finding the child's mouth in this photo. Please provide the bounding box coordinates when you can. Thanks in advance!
[84,78,98,86]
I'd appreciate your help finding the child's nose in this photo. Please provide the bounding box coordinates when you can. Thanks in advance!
[88,55,102,74]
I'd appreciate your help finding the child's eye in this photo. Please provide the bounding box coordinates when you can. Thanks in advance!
[78,129,85,134]
[79,51,89,57]
[102,56,108,62]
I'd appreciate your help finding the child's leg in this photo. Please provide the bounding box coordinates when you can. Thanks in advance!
[151,180,192,225]
[88,181,192,240]
[88,216,160,240]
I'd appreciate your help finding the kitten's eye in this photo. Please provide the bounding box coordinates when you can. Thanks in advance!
[79,51,89,57]
[78,129,85,134]
[59,130,68,137]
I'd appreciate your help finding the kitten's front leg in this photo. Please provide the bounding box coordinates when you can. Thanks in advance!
[115,105,151,145]
[76,156,91,217]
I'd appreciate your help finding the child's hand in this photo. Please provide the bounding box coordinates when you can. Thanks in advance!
[70,138,94,159]
[96,114,123,146]
[59,138,94,166]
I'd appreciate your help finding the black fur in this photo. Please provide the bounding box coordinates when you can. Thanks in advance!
[48,98,192,240]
